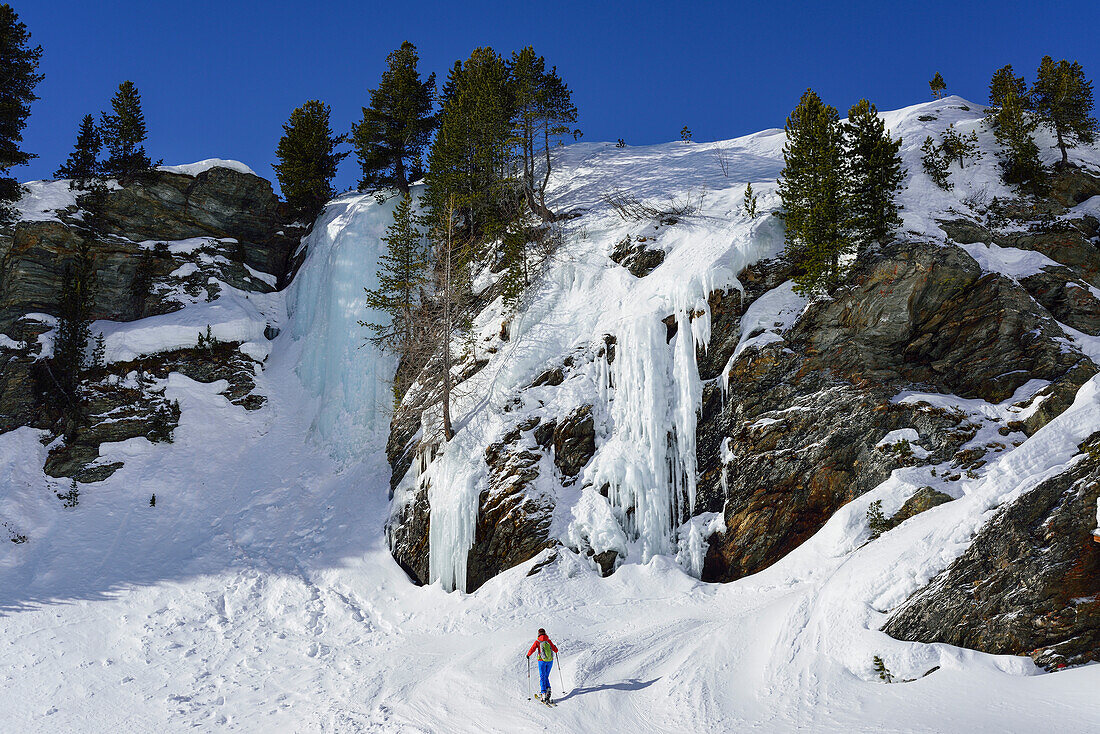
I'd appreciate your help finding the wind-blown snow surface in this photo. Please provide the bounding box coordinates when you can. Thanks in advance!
[2,98,1099,731]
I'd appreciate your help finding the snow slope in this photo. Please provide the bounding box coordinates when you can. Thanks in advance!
[2,97,1100,732]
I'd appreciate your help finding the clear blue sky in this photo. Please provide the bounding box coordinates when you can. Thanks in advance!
[15,0,1100,193]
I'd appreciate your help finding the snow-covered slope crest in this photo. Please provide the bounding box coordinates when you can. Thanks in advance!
[157,159,257,177]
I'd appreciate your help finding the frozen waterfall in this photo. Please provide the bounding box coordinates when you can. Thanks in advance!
[286,192,400,462]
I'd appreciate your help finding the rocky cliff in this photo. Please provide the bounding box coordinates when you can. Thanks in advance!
[0,165,302,482]
[383,99,1100,670]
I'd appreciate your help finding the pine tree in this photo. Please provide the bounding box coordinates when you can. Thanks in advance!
[929,72,947,100]
[743,182,757,218]
[426,47,516,247]
[361,193,429,357]
[920,136,953,190]
[509,46,577,223]
[843,99,905,247]
[351,41,436,195]
[992,88,1046,195]
[274,100,347,222]
[778,89,851,294]
[0,4,43,207]
[1032,56,1097,168]
[100,81,151,179]
[52,239,97,433]
[680,125,692,141]
[938,124,980,168]
[988,64,1027,113]
[55,114,101,189]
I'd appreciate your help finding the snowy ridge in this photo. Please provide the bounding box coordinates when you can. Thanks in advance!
[156,159,257,177]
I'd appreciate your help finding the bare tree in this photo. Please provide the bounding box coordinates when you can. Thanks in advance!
[712,144,731,177]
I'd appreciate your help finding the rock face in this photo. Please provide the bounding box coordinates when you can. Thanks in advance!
[699,235,1096,583]
[0,166,300,482]
[883,443,1100,671]
[0,168,302,336]
[383,161,1100,671]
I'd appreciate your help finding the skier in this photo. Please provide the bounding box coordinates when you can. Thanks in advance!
[526,628,559,703]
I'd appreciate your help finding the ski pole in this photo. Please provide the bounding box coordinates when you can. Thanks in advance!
[557,652,567,695]
[527,656,532,699]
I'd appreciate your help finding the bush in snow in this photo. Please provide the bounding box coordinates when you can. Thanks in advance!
[920,136,953,190]
[873,655,894,683]
[938,124,981,168]
[680,125,692,142]
[57,480,80,509]
[743,182,757,219]
[866,500,890,540]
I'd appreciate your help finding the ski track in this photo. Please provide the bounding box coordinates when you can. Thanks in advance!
[4,96,1100,732]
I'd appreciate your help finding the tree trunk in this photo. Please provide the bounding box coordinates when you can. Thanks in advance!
[441,199,455,441]
[395,155,409,195]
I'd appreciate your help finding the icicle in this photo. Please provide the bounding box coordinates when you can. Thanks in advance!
[426,460,480,592]
[586,297,709,564]
[672,310,701,516]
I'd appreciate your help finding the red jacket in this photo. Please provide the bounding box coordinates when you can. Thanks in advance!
[527,634,558,661]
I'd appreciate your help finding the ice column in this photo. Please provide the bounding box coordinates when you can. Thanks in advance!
[286,193,401,462]
[588,302,708,563]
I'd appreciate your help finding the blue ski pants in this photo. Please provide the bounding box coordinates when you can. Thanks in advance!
[538,660,553,693]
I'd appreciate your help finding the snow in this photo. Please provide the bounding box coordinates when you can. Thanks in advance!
[12,179,78,222]
[92,285,282,363]
[960,241,1061,280]
[3,97,1100,731]
[157,159,257,177]
[725,279,806,390]
[875,429,931,459]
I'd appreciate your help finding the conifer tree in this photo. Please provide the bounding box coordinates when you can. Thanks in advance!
[55,114,101,189]
[274,100,347,222]
[988,64,1027,113]
[509,46,577,222]
[361,193,429,357]
[0,4,43,207]
[351,41,436,195]
[778,89,851,294]
[938,124,980,168]
[920,136,953,190]
[843,100,905,246]
[426,47,516,247]
[53,239,97,433]
[100,81,151,179]
[992,88,1046,194]
[1032,56,1097,168]
[743,182,757,218]
[929,72,947,100]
